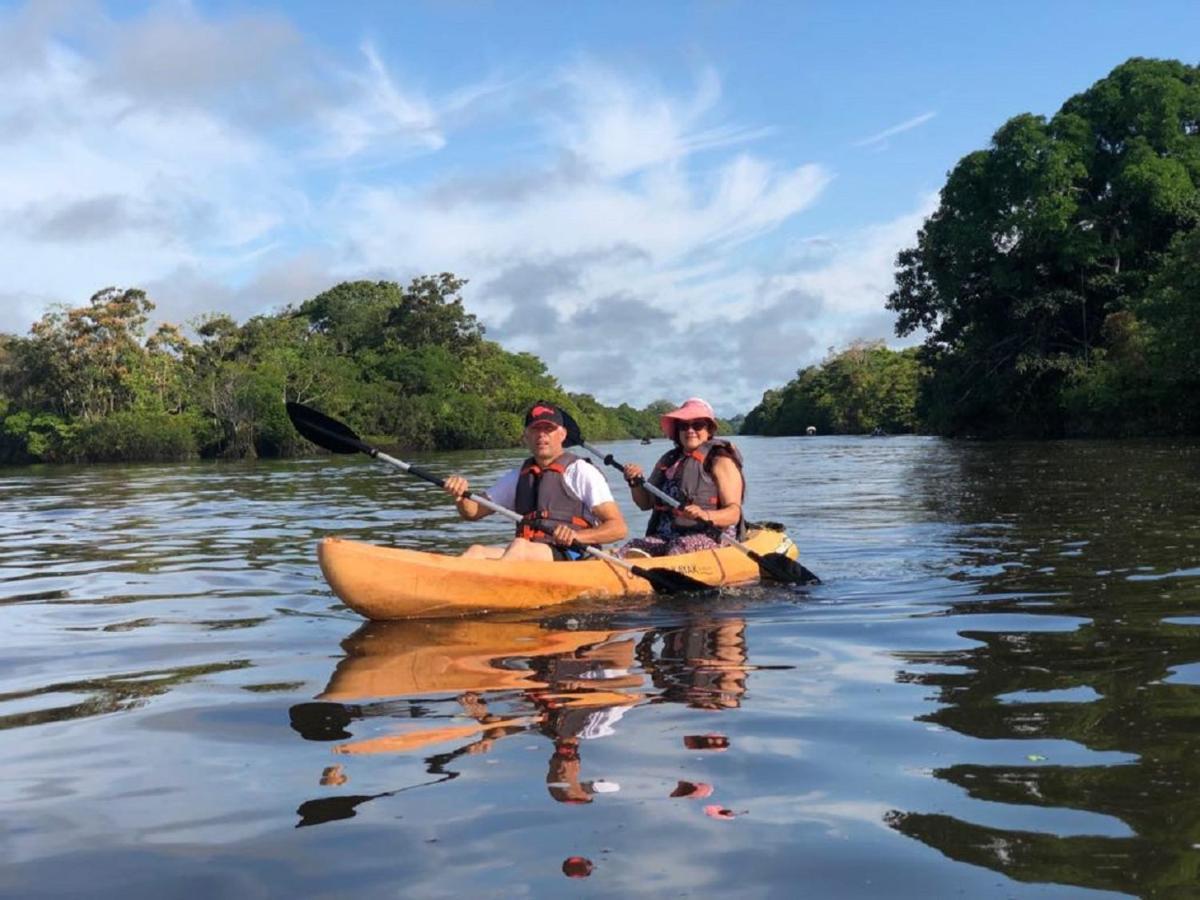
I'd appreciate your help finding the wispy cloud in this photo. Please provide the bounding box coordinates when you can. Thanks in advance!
[852,111,936,148]
[0,1,930,413]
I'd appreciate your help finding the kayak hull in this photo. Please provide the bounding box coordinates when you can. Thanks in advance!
[318,527,799,620]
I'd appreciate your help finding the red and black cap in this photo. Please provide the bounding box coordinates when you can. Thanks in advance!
[525,402,565,428]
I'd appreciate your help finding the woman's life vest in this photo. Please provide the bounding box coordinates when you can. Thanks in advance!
[646,438,746,539]
[513,452,596,542]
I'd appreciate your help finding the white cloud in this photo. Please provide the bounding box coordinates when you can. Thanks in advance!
[311,41,446,160]
[853,111,936,148]
[0,1,931,414]
[551,62,773,179]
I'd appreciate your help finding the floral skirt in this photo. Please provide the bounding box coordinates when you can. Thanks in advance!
[619,531,728,558]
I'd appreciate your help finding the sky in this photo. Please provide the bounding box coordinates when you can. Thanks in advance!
[2,1,1197,414]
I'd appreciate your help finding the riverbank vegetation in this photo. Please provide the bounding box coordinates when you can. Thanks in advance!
[742,342,922,436]
[890,57,1199,437]
[0,277,672,464]
[746,58,1199,438]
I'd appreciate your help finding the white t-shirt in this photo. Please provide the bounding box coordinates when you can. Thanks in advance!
[486,459,615,525]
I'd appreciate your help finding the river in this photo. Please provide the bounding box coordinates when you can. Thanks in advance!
[2,435,1199,897]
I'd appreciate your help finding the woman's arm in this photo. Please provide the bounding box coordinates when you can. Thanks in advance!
[622,463,655,511]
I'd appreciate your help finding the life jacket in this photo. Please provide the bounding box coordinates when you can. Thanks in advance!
[646,438,746,539]
[513,451,596,542]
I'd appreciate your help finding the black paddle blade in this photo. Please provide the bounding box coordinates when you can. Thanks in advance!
[630,563,714,595]
[752,551,821,585]
[286,402,369,455]
[559,407,584,448]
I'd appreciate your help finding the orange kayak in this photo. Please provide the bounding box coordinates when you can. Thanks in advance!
[318,526,800,620]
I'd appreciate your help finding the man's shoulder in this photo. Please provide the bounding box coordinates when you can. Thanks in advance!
[565,457,605,480]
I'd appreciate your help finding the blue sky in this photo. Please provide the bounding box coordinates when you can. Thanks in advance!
[2,1,1197,412]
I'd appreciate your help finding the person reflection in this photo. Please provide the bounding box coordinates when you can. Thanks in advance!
[462,634,641,804]
[641,616,749,711]
[536,635,639,803]
[291,615,756,824]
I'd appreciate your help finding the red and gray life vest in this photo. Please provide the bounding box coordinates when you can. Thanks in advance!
[646,438,746,539]
[513,451,596,542]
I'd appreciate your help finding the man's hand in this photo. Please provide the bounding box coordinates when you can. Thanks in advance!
[552,524,578,547]
[444,475,470,500]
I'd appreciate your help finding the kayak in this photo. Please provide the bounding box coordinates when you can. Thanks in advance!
[318,619,633,699]
[318,525,800,620]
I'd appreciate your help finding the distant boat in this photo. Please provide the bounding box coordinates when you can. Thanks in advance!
[805,426,816,436]
[870,427,888,437]
[640,437,652,445]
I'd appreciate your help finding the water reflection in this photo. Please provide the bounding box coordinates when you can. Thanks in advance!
[289,613,761,827]
[0,660,251,730]
[884,441,1200,897]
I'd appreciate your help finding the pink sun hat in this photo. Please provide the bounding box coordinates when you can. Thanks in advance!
[660,397,718,439]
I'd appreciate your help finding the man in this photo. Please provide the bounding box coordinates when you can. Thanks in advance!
[443,402,627,560]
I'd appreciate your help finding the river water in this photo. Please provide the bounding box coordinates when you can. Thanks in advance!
[2,435,1199,898]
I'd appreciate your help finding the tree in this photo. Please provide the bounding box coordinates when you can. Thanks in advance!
[887,58,1200,436]
[741,342,922,435]
[294,274,483,358]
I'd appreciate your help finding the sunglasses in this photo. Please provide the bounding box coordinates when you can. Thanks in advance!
[678,419,712,432]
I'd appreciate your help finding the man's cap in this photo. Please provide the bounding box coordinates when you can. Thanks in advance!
[525,402,565,428]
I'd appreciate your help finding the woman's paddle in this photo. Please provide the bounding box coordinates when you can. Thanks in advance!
[285,402,712,596]
[560,412,821,585]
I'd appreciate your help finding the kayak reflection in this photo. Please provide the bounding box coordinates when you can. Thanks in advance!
[289,613,761,826]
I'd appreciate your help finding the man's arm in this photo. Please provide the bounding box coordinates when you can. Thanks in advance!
[560,463,628,546]
[443,474,497,521]
[568,500,627,546]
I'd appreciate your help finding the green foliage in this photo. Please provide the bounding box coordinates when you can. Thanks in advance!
[1136,226,1200,431]
[0,274,680,463]
[742,342,923,435]
[293,274,483,357]
[74,410,199,462]
[887,58,1200,436]
[1,410,77,462]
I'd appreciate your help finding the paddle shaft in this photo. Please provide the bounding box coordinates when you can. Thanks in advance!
[330,429,662,578]
[286,402,712,593]
[576,438,820,585]
[576,440,758,551]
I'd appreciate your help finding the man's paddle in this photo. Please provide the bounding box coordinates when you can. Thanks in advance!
[560,411,821,585]
[285,402,712,596]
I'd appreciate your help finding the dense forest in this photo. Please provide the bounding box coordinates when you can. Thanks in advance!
[0,276,680,464]
[742,342,922,436]
[891,57,1199,437]
[747,58,1199,437]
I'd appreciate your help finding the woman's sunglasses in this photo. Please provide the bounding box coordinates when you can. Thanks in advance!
[678,419,712,432]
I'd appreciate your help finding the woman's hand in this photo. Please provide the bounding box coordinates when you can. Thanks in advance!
[623,463,644,487]
[679,503,710,525]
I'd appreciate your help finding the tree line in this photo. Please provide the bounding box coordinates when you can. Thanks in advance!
[8,58,1195,455]
[0,276,678,464]
[747,58,1199,438]
[742,342,922,436]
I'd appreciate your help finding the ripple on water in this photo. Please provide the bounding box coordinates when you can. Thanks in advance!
[2,440,1200,897]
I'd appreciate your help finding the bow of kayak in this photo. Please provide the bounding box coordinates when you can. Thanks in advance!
[318,526,799,620]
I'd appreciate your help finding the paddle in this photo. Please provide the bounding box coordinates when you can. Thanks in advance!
[560,411,821,585]
[285,402,711,596]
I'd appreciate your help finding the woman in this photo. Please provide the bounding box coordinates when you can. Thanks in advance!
[620,397,745,558]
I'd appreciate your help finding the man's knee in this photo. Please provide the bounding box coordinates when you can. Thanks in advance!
[502,538,554,561]
[463,544,504,559]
